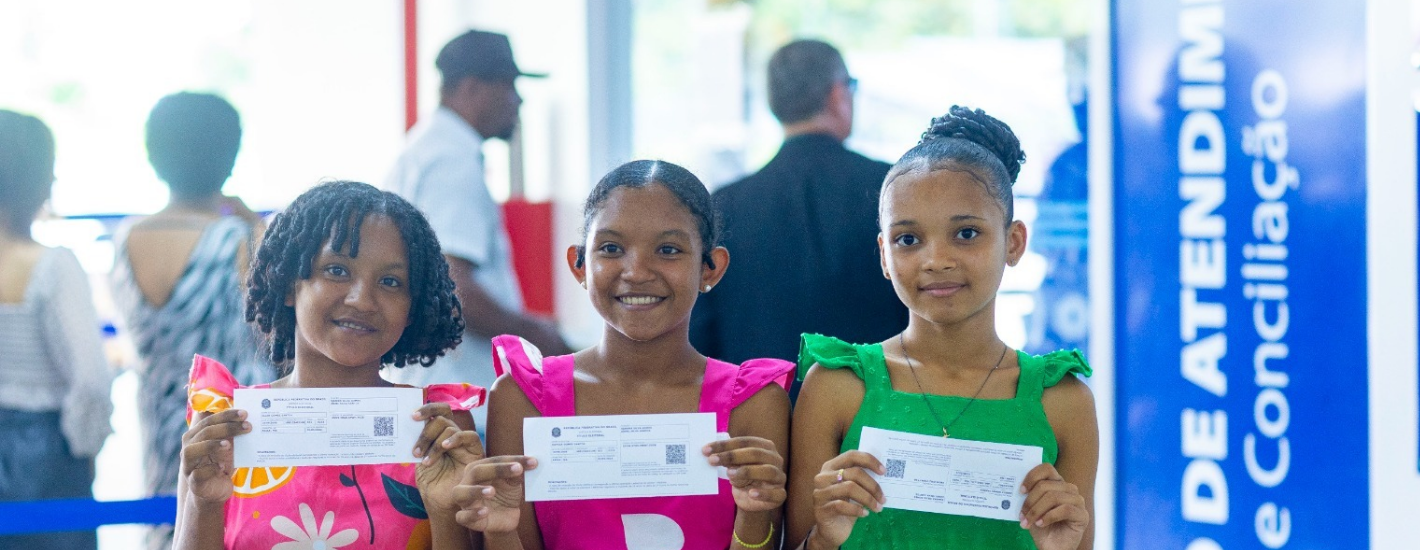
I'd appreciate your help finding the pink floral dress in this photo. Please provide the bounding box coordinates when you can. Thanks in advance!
[186,355,486,550]
[491,335,793,550]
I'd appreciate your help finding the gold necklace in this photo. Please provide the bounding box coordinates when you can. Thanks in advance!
[898,333,1009,438]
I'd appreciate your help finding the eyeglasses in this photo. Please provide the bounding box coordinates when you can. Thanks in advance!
[844,76,859,94]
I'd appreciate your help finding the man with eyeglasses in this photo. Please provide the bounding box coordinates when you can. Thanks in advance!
[691,39,906,381]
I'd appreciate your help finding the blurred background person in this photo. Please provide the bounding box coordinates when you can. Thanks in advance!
[0,109,114,549]
[691,39,907,369]
[108,92,273,550]
[384,29,571,431]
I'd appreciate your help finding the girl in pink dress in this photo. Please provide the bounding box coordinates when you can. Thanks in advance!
[454,160,794,550]
[177,181,485,549]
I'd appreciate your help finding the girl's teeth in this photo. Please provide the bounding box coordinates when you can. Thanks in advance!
[620,296,660,305]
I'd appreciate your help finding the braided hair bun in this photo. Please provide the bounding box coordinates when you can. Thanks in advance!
[881,105,1026,223]
[920,105,1026,184]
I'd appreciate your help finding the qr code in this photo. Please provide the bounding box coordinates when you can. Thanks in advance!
[666,444,686,465]
[373,416,394,437]
[885,459,907,479]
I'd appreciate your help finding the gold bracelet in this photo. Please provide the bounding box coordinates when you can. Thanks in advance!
[733,522,774,549]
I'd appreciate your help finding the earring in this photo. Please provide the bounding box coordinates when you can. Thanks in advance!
[580,281,587,289]
[702,285,712,293]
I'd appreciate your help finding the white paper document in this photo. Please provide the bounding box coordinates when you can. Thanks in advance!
[859,426,1043,521]
[523,413,719,501]
[233,387,424,467]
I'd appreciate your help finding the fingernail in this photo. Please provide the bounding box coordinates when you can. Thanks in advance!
[236,410,247,419]
[444,438,453,447]
[1036,519,1044,527]
[749,489,760,498]
[482,487,493,495]
[510,464,522,474]
[859,508,869,517]
[707,455,720,465]
[701,446,712,455]
[242,422,252,430]
[412,412,422,420]
[1021,519,1029,529]
[1019,485,1028,494]
[413,447,422,458]
[875,502,883,512]
[219,440,229,448]
[423,456,432,465]
[478,508,489,516]
[727,468,738,477]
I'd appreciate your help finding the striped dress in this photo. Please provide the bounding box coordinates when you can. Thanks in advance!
[110,216,275,549]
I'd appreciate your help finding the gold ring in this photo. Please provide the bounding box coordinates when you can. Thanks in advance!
[836,469,844,482]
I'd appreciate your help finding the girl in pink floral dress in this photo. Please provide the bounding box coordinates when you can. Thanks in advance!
[452,160,794,550]
[177,181,485,549]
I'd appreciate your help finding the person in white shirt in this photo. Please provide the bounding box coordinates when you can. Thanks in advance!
[384,29,570,431]
[0,109,113,549]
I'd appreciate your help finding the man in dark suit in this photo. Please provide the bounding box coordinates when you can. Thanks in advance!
[691,39,907,366]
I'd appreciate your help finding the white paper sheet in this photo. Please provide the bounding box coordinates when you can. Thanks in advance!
[523,412,719,501]
[233,387,424,467]
[859,426,1043,521]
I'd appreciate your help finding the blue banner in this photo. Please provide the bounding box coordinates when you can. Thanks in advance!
[1113,1,1367,548]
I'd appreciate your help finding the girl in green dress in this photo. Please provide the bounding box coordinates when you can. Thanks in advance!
[787,106,1097,550]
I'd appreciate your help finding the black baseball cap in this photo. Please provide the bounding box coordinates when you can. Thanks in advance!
[436,29,547,82]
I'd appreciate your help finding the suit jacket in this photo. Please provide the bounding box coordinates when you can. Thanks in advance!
[691,133,908,364]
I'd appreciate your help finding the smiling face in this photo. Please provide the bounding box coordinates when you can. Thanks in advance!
[289,214,413,372]
[878,167,1026,329]
[570,184,727,343]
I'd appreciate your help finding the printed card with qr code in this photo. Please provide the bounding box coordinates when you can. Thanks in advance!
[232,387,424,467]
[858,426,1043,521]
[523,412,719,501]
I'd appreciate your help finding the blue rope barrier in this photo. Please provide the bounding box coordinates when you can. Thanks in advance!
[0,496,176,534]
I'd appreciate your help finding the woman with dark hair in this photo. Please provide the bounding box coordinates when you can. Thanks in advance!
[178,180,481,549]
[109,91,273,549]
[0,109,113,549]
[788,107,1096,550]
[455,160,793,550]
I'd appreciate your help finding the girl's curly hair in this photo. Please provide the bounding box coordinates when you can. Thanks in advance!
[246,180,463,372]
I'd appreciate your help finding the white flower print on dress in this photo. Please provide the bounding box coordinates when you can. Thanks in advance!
[270,502,359,550]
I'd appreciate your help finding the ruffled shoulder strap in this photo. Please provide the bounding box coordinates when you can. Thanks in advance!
[1018,349,1092,401]
[187,354,238,425]
[797,333,869,382]
[491,335,575,416]
[1040,350,1092,387]
[424,383,487,411]
[726,358,794,411]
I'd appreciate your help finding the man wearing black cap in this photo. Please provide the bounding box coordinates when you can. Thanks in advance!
[384,30,569,417]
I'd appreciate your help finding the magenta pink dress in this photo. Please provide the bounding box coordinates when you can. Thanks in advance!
[491,335,793,550]
[186,355,486,550]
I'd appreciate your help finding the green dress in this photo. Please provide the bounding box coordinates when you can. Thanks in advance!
[797,334,1091,549]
